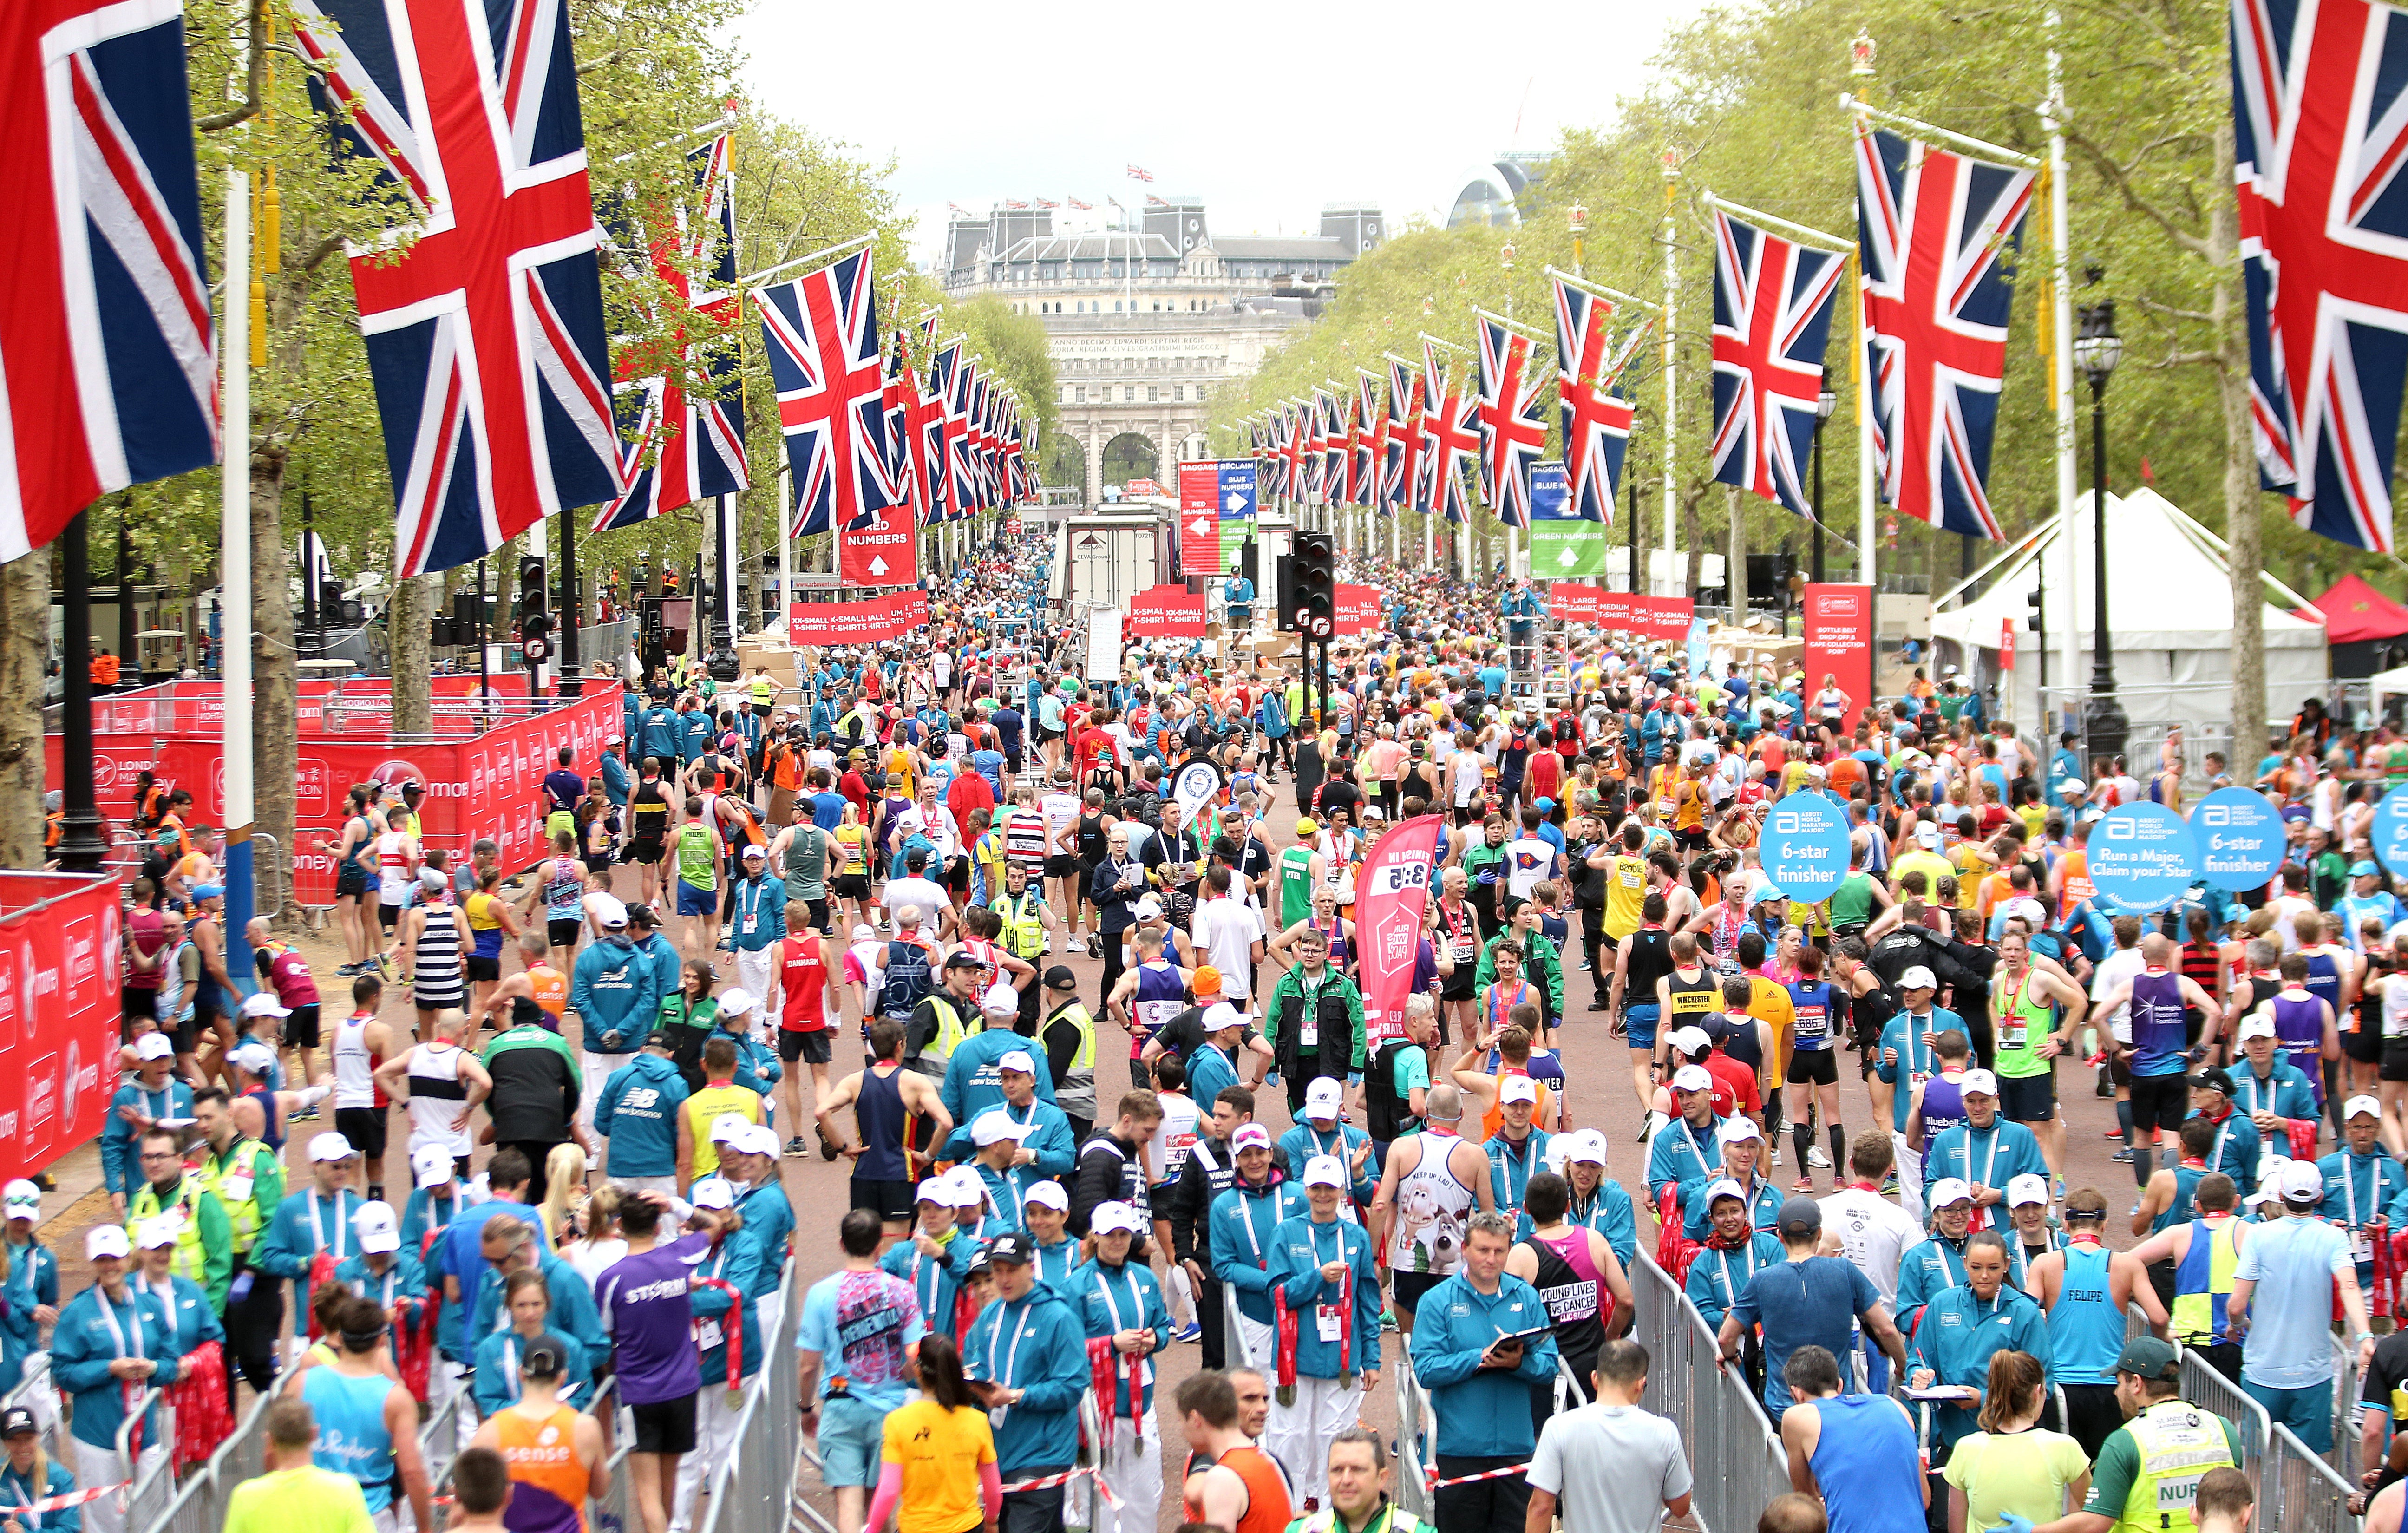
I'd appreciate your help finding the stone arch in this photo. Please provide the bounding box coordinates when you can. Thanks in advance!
[1043,432,1087,495]
[1100,431,1161,494]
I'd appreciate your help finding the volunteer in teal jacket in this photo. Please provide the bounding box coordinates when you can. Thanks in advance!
[961,1232,1091,1482]
[246,1132,367,1337]
[52,1226,180,1476]
[1208,1125,1308,1330]
[1407,1209,1562,1463]
[1904,1230,2054,1449]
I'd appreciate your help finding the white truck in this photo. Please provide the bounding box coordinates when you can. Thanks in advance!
[1049,507,1172,615]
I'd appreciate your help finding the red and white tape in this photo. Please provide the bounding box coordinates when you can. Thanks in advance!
[13,1480,131,1513]
[998,1467,1123,1509]
[1426,1461,1530,1490]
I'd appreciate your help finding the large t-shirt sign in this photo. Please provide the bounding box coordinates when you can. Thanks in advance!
[1761,798,1852,901]
[2088,802,2200,913]
[2189,787,2281,891]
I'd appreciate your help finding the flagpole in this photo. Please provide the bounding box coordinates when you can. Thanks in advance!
[222,168,256,976]
[1697,193,1854,253]
[737,230,876,289]
[1660,153,1680,597]
[778,459,792,644]
[2044,13,2080,727]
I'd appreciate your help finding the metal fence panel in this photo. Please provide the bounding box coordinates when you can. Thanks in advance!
[1622,1252,1789,1533]
[2265,1422,2360,1533]
[2178,1350,2270,1485]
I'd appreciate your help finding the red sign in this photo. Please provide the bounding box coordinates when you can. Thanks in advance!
[1803,583,1875,723]
[1356,815,1443,1046]
[1605,594,1694,640]
[0,873,119,1180]
[1176,462,1221,576]
[1552,583,1603,623]
[837,496,918,588]
[1335,583,1381,636]
[2000,617,2017,672]
[1125,584,1207,637]
[1124,477,1162,498]
[787,590,930,645]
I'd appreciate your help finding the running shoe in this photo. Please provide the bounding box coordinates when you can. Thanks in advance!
[1768,1146,1782,1166]
[1173,1321,1202,1343]
[1793,1176,1816,1193]
[1879,1171,1898,1194]
[2103,1127,2126,1140]
[336,962,361,978]
[2112,1147,2133,1163]
[1808,1146,1832,1168]
[785,1136,808,1158]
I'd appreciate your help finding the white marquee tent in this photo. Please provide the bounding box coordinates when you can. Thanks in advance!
[1929,487,2326,742]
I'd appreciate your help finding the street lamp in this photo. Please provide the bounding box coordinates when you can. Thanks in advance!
[1812,383,1836,584]
[2074,277,2127,765]
[1569,204,1588,278]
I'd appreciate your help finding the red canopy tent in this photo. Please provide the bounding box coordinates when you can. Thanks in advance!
[2301,573,2408,675]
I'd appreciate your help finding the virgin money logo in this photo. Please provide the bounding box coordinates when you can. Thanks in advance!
[371,759,464,798]
[26,1059,54,1133]
[1811,593,1862,618]
[294,759,330,814]
[92,756,121,792]
[62,917,96,991]
[65,1041,89,1134]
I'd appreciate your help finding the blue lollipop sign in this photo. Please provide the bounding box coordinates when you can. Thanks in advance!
[2087,802,2200,914]
[2188,787,2282,891]
[1761,797,1853,902]
[2376,786,2408,874]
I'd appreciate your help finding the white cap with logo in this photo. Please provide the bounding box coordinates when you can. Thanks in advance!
[353,1201,401,1253]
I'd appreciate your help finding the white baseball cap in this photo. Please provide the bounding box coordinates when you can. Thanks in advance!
[1899,966,1938,991]
[2237,1013,2278,1042]
[1499,1076,1539,1106]
[239,992,289,1020]
[2006,1173,2050,1208]
[1134,896,1164,921]
[689,1177,737,1211]
[1302,1155,1348,1189]
[590,893,629,929]
[1231,1124,1273,1152]
[134,1034,174,1062]
[1961,1069,2000,1098]
[972,1109,1034,1147]
[86,1225,131,1261]
[2348,1095,2384,1121]
[1090,1200,1145,1235]
[1703,1177,1747,1208]
[1927,1177,1975,1208]
[1671,1065,1714,1094]
[1304,1077,1344,1121]
[412,1144,456,1189]
[308,1132,356,1163]
[1669,1027,1712,1056]
[1717,1116,1763,1145]
[716,989,758,1017]
[945,1168,988,1206]
[2002,898,2047,929]
[1203,1002,1243,1034]
[982,987,1021,1019]
[1024,1181,1069,1212]
[2278,1159,2325,1203]
[230,1042,277,1075]
[996,1049,1036,1074]
[711,1113,751,1144]
[914,1178,949,1205]
[353,1201,401,1253]
[134,1216,179,1251]
[1,1182,39,1224]
[737,1123,780,1159]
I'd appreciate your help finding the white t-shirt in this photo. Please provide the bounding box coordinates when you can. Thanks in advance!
[881,876,952,927]
[1505,836,1556,901]
[2271,895,2320,953]
[1818,1186,1924,1302]
[1040,791,1081,843]
[932,652,953,688]
[2091,945,2148,1043]
[1192,898,1265,999]
[1147,1090,1201,1188]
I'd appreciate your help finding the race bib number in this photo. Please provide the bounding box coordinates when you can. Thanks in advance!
[2002,1017,2027,1050]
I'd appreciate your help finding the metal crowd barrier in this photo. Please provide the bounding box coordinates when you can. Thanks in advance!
[111,1388,168,1532]
[1623,1252,1789,1533]
[2177,1349,2270,1485]
[2265,1422,2362,1533]
[697,1257,810,1533]
[154,1389,272,1533]
[1394,1363,1437,1523]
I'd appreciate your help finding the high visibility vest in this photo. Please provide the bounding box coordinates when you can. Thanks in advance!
[2116,1402,2238,1533]
[194,1138,275,1255]
[126,1178,213,1286]
[1044,1002,1099,1121]
[991,893,1047,960]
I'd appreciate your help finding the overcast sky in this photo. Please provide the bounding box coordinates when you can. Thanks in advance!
[735,1,1692,269]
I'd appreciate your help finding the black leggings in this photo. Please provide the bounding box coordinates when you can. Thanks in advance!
[224,1253,284,1409]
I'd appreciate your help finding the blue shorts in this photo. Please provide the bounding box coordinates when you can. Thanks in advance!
[1625,1003,1660,1049]
[2244,1379,2333,1454]
[677,880,715,917]
[818,1394,886,1486]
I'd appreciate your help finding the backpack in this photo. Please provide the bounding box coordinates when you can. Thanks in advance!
[881,939,932,1022]
[1364,1040,1418,1141]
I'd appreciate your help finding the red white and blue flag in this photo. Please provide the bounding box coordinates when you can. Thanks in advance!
[1318,389,1346,502]
[1385,360,1422,513]
[292,0,623,577]
[944,355,979,517]
[1422,341,1479,525]
[1474,318,1550,528]
[1853,122,2034,540]
[2234,0,2408,553]
[595,133,749,533]
[757,246,896,539]
[1551,277,1646,526]
[1354,373,1382,510]
[924,341,962,521]
[1710,208,1844,516]
[2,0,217,560]
[1282,402,1307,503]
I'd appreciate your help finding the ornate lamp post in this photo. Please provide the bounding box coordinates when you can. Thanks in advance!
[1812,384,1836,584]
[2074,279,2127,765]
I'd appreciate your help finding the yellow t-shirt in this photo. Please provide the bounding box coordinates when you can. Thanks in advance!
[684,1082,763,1178]
[1947,843,1990,909]
[1746,976,1797,1087]
[880,1400,996,1533]
[224,1467,376,1533]
[1891,849,1956,902]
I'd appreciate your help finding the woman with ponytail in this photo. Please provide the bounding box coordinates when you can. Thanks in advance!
[860,1334,1002,1533]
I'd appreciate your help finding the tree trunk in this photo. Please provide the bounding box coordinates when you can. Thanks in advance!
[0,551,48,869]
[250,442,297,925]
[2212,122,2267,771]
[390,572,434,734]
[1726,486,1750,626]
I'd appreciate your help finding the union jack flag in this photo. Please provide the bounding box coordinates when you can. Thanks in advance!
[757,246,896,538]
[1474,318,1550,528]
[945,356,979,516]
[1356,373,1384,511]
[1282,403,1307,503]
[1319,389,1347,501]
[2234,0,2408,552]
[879,322,918,520]
[293,0,623,577]
[2,0,216,560]
[1386,360,1422,512]
[1853,122,2034,540]
[1552,277,1647,525]
[1711,209,1844,516]
[927,341,963,519]
[595,133,749,534]
[1423,342,1479,524]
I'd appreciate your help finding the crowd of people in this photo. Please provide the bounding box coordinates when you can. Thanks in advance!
[37,523,2408,1533]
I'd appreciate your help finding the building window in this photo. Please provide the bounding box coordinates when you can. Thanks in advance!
[1123,386,1134,401]
[1074,387,1086,403]
[1173,385,1184,402]
[1147,386,1159,402]
[1195,384,1209,402]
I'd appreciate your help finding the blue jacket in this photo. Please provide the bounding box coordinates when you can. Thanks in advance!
[1681,1172,1783,1242]
[942,1032,1061,1131]
[1894,1232,1971,1322]
[728,874,787,954]
[1276,1123,1378,1209]
[1070,1259,1172,1415]
[883,1232,975,1334]
[734,1178,797,1301]
[715,1022,782,1103]
[687,1230,763,1384]
[249,1186,366,1336]
[1684,1233,1787,1329]
[135,1272,225,1357]
[942,1099,1077,1179]
[434,1200,552,1362]
[398,1185,467,1264]
[571,936,661,1053]
[640,706,679,767]
[1210,1173,1309,1325]
[468,1249,607,1371]
[1268,1214,1382,1380]
[2231,1060,2319,1130]
[1645,1115,1724,1205]
[52,1283,180,1450]
[1922,1120,2050,1200]
[962,1284,1090,1478]
[101,1078,195,1196]
[595,1053,690,1178]
[1029,1237,1083,1299]
[332,1249,426,1318]
[1877,1008,1966,1131]
[1407,1271,1561,1458]
[471,1325,592,1417]
[678,710,711,764]
[1486,1129,1554,1224]
[2187,1108,2263,1199]
[1907,1284,2053,1447]
[0,1237,56,1399]
[0,1457,79,1533]
[600,753,631,808]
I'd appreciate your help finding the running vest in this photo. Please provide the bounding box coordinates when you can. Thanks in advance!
[1278,846,1315,929]
[1131,961,1185,1056]
[413,906,464,1002]
[2047,1241,2129,1385]
[1664,965,1719,1026]
[529,964,568,1020]
[1995,970,2055,1078]
[332,1012,378,1109]
[1386,1135,1476,1275]
[1522,1228,1609,1389]
[2114,1403,2237,1533]
[2272,990,2325,1062]
[2128,970,2189,1075]
[406,1042,471,1153]
[1787,979,1837,1048]
[464,892,506,959]
[304,1367,399,1513]
[1918,1073,1967,1153]
[494,1403,589,1533]
[2172,1218,2242,1347]
[783,824,828,902]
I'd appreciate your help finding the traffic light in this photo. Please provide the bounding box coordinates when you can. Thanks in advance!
[1293,531,1335,637]
[1239,537,1259,587]
[518,557,552,666]
[2027,587,2045,629]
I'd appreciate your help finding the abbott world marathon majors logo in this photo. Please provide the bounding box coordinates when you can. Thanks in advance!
[2188,788,2279,887]
[2089,803,2200,913]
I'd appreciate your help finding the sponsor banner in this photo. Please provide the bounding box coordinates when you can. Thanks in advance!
[1552,583,1604,623]
[1177,462,1222,576]
[1802,583,1874,720]
[2000,618,2017,672]
[0,873,119,1179]
[1335,584,1382,636]
[1357,815,1443,1046]
[2088,802,2200,914]
[1125,585,1207,638]
[786,590,930,645]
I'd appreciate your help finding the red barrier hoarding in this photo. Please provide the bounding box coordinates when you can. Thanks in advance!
[786,590,930,644]
[1335,584,1381,636]
[1125,584,1207,637]
[0,874,120,1180]
[1803,583,1874,720]
[1176,462,1221,576]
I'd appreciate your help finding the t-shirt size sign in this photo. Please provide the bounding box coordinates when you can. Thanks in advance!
[2087,802,2200,914]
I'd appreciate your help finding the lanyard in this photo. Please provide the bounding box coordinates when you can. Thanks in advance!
[93,1286,146,1369]
[1967,1126,2001,1191]
[309,1190,348,1258]
[1092,1263,1135,1333]
[1904,1013,1936,1078]
[916,1236,951,1315]
[1237,1186,1284,1264]
[2238,1070,2277,1115]
[2345,1153,2382,1228]
[983,1297,1039,1427]
[1675,1120,1715,1179]
[1498,1133,1541,1195]
[1714,1241,1762,1305]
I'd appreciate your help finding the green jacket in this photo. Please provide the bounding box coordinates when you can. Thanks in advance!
[1263,965,1368,1073]
[1472,929,1564,1018]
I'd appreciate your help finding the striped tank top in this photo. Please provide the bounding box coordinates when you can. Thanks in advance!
[412,905,465,1006]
